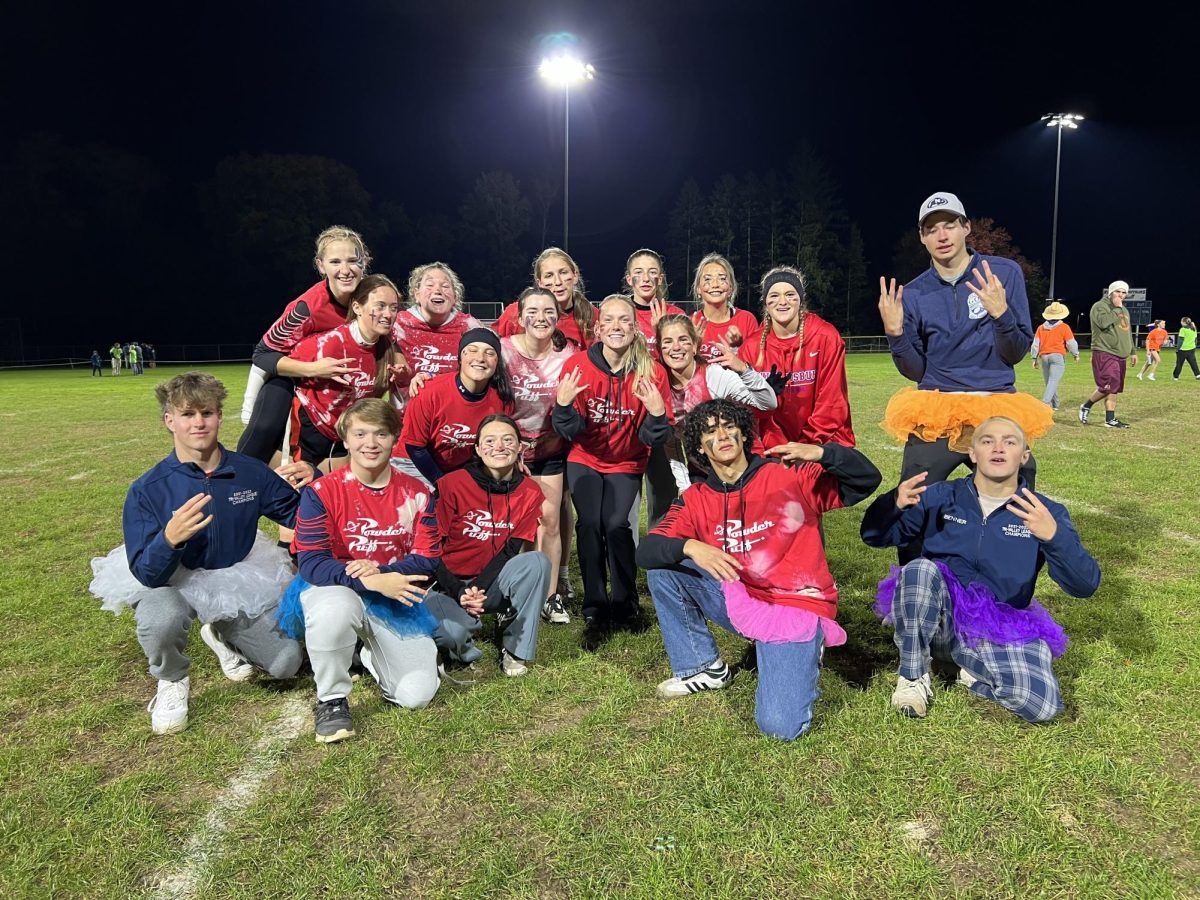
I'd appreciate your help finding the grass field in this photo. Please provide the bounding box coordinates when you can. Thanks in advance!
[1,356,1197,899]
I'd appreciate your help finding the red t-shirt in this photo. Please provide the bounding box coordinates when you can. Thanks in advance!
[293,467,438,566]
[631,300,686,359]
[398,373,507,473]
[494,301,595,349]
[501,337,575,462]
[560,348,674,474]
[260,281,350,353]
[693,309,760,363]
[651,459,843,618]
[434,468,544,577]
[739,313,855,449]
[389,309,484,415]
[293,324,382,440]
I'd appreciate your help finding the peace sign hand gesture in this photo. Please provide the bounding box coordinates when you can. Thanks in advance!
[965,260,1008,319]
[895,472,928,510]
[1006,488,1057,541]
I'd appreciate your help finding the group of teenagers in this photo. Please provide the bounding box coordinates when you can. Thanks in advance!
[90,190,1102,744]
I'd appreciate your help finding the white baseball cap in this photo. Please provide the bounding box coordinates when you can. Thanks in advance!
[918,192,967,225]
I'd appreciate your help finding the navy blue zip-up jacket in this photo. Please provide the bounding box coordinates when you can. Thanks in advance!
[123,445,300,588]
[887,252,1033,392]
[860,476,1100,608]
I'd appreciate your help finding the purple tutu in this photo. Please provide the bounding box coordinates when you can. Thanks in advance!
[873,560,1068,657]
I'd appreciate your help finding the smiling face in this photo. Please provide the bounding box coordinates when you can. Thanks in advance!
[343,414,398,473]
[459,341,498,385]
[536,254,579,308]
[165,404,222,457]
[697,415,745,468]
[968,417,1030,484]
[596,299,637,351]
[475,419,521,473]
[519,292,559,342]
[316,239,366,304]
[414,268,457,324]
[659,321,697,374]
[626,254,663,304]
[919,212,971,271]
[764,281,802,329]
[352,286,401,341]
[698,262,732,309]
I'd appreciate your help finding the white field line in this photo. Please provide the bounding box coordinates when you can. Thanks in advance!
[0,438,143,476]
[150,697,308,899]
[1042,493,1199,545]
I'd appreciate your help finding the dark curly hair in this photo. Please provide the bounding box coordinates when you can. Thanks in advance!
[681,399,756,469]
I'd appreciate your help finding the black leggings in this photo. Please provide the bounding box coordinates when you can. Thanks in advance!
[897,434,1037,565]
[567,462,642,622]
[1173,349,1199,378]
[236,375,295,462]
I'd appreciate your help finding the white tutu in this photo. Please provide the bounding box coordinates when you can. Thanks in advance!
[89,531,294,623]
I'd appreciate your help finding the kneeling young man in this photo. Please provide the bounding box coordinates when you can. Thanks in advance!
[424,414,550,677]
[861,416,1100,722]
[91,373,315,735]
[636,399,881,740]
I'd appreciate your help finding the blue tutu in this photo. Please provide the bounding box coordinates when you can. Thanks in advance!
[276,575,438,640]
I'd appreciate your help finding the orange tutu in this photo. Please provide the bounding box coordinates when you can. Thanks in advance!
[881,388,1054,453]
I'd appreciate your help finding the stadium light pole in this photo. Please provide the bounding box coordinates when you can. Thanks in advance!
[1041,113,1084,299]
[539,54,595,251]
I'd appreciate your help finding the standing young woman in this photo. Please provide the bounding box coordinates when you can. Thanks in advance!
[238,226,370,460]
[1031,300,1080,409]
[738,266,855,449]
[1137,319,1168,381]
[390,262,484,417]
[495,248,596,350]
[397,329,513,486]
[653,314,777,512]
[291,275,402,469]
[553,294,673,628]
[285,399,441,743]
[1173,317,1200,379]
[501,287,576,624]
[623,249,686,358]
[689,254,759,363]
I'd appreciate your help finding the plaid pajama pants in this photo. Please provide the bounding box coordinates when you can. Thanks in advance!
[892,558,1063,723]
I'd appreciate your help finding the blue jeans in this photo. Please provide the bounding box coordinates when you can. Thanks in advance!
[646,562,823,740]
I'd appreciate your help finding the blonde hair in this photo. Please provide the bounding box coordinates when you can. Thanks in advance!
[346,274,403,393]
[407,262,465,311]
[534,247,594,340]
[155,372,227,415]
[624,248,669,301]
[754,266,808,370]
[598,294,658,381]
[974,416,1028,450]
[314,226,371,272]
[691,253,739,345]
[336,398,400,441]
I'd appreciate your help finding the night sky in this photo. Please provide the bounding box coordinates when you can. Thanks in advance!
[6,0,1197,349]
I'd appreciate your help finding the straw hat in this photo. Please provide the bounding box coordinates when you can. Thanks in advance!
[1043,301,1070,320]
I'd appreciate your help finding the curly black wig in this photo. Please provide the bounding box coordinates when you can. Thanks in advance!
[681,398,756,468]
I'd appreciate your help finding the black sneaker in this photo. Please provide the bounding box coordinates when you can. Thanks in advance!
[314,697,354,743]
[1104,418,1131,428]
[1078,403,1090,424]
[541,593,570,624]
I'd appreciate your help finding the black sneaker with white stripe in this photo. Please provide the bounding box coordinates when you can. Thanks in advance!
[656,659,733,699]
[1104,418,1131,428]
[314,697,354,743]
[541,593,570,624]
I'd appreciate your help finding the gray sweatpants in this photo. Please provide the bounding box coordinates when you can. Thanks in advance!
[300,584,439,707]
[1039,353,1066,408]
[133,586,304,683]
[425,552,550,664]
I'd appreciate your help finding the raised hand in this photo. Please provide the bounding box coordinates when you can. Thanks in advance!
[632,375,666,416]
[896,471,928,509]
[650,297,668,329]
[684,539,743,582]
[164,493,214,547]
[712,340,748,373]
[309,356,357,386]
[725,325,744,347]
[878,277,905,336]
[765,442,824,465]
[1007,488,1058,540]
[556,366,589,405]
[965,260,1008,318]
[359,572,428,606]
[765,364,788,396]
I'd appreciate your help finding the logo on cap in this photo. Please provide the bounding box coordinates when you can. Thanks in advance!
[927,197,949,209]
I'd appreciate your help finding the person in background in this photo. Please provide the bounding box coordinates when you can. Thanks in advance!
[494,248,596,350]
[1138,319,1168,381]
[1172,317,1199,380]
[689,254,758,363]
[1031,300,1079,409]
[1079,280,1137,428]
[90,349,103,377]
[110,342,123,376]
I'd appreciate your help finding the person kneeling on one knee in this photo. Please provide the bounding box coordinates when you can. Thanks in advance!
[424,415,550,678]
[861,416,1101,723]
[636,399,881,741]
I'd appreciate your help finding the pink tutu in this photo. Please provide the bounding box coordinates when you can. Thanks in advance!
[723,580,847,646]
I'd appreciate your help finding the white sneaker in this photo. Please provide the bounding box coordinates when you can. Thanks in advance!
[1148,373,1156,381]
[956,667,978,690]
[148,677,190,735]
[891,673,933,718]
[200,624,255,682]
[1136,371,1144,380]
[656,659,733,698]
[501,649,528,677]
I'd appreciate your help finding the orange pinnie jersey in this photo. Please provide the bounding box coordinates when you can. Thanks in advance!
[1034,321,1075,356]
[1146,327,1168,351]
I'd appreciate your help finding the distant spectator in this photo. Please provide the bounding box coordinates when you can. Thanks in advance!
[128,344,142,376]
[1137,320,1168,381]
[1173,317,1199,380]
[110,343,123,376]
[1031,301,1079,409]
[90,349,103,377]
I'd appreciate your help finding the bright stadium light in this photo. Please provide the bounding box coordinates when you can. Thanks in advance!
[540,55,595,250]
[1041,112,1085,298]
